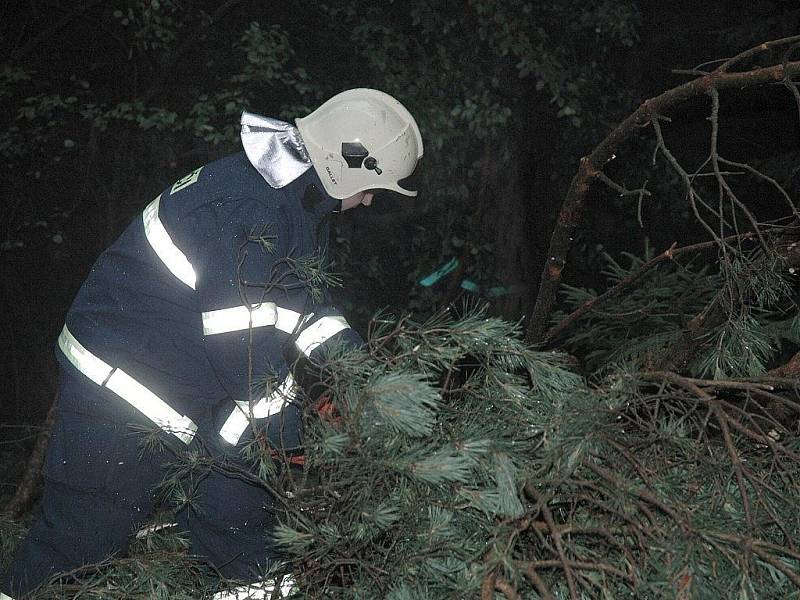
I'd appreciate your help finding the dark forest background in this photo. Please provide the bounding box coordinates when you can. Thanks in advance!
[1,1,799,496]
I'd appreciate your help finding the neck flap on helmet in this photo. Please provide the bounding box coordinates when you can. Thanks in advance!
[240,111,312,189]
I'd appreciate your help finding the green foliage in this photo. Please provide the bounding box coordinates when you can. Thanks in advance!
[6,273,800,598]
[361,372,440,437]
[0,5,315,201]
[554,249,715,373]
[283,254,343,304]
[112,1,182,51]
[233,22,307,91]
[0,519,220,599]
[247,224,277,254]
[0,0,645,325]
[527,367,800,598]
[552,245,800,379]
[693,311,775,379]
[5,4,800,598]
[260,295,800,597]
[273,306,577,597]
[0,66,31,100]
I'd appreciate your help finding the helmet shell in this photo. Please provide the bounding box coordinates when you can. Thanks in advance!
[296,89,423,199]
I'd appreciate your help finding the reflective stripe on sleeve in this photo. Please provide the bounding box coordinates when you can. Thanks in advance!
[202,302,278,336]
[142,194,197,290]
[202,302,350,354]
[295,315,350,356]
[58,325,197,445]
[276,306,309,334]
[202,303,312,336]
[219,374,296,445]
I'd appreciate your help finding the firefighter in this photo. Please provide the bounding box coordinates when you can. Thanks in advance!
[1,89,423,599]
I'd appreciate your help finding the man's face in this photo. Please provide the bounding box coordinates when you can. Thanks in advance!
[340,191,374,211]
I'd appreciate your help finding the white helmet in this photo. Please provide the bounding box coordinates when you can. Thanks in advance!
[296,88,423,200]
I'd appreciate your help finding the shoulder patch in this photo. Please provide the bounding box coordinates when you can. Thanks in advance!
[171,166,204,194]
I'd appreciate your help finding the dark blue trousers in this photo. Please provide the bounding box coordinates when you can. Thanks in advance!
[2,367,285,598]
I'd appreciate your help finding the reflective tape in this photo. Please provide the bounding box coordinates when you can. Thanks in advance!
[202,303,311,336]
[276,306,308,334]
[58,325,197,445]
[219,374,296,445]
[203,303,278,335]
[295,315,350,356]
[212,576,296,600]
[202,303,350,354]
[135,521,178,540]
[58,323,113,386]
[142,194,197,290]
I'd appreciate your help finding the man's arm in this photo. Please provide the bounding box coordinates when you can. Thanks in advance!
[192,198,360,447]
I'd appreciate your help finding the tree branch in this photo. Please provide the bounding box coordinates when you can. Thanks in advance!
[715,35,800,73]
[2,395,57,518]
[524,485,580,600]
[522,564,555,600]
[543,233,753,344]
[526,57,800,344]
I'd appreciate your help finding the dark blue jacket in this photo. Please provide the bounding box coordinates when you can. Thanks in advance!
[59,152,360,450]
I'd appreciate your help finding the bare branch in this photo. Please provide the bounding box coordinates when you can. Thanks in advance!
[526,57,800,344]
[518,559,633,583]
[2,395,57,518]
[715,35,800,73]
[495,577,522,600]
[596,172,651,199]
[708,87,770,252]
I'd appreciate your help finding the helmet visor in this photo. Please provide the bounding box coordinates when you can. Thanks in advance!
[396,159,422,196]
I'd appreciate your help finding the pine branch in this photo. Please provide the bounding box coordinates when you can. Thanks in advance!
[652,234,799,374]
[522,563,555,600]
[524,485,579,600]
[544,233,753,344]
[494,576,521,600]
[480,571,496,600]
[517,559,633,583]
